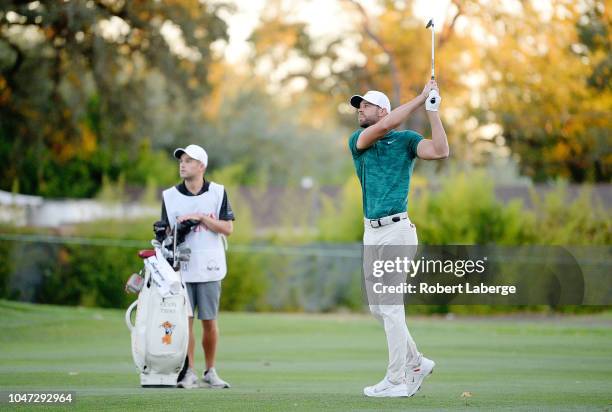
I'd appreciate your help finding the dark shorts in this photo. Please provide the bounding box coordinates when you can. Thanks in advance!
[185,281,221,320]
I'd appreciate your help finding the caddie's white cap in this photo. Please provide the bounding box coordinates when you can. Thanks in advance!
[349,90,391,113]
[173,144,208,167]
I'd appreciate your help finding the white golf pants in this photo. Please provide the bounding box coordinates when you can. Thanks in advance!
[363,217,422,384]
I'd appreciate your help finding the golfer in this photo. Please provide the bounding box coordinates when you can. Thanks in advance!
[349,80,449,397]
[161,144,234,389]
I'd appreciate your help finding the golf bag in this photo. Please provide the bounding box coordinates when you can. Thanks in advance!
[124,220,198,387]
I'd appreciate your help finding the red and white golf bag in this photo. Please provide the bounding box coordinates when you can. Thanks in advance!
[125,248,191,387]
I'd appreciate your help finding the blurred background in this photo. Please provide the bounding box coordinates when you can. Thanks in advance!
[0,0,610,314]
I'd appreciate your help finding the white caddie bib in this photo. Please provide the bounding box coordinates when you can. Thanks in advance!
[162,182,227,282]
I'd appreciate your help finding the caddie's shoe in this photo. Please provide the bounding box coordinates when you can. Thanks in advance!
[177,368,199,389]
[406,356,435,396]
[363,376,410,397]
[202,367,231,388]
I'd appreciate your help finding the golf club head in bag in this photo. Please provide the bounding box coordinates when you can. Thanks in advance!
[172,219,199,269]
[152,219,198,268]
[175,219,200,245]
[153,220,169,243]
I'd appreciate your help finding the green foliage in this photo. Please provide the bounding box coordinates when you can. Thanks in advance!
[95,140,177,203]
[530,182,611,245]
[36,244,139,308]
[200,74,351,187]
[37,151,111,198]
[220,251,268,312]
[123,139,178,189]
[475,1,611,182]
[0,1,229,196]
[142,176,161,206]
[25,219,153,307]
[318,176,364,242]
[1,171,609,313]
[576,0,611,91]
[0,241,13,299]
[316,171,610,246]
[70,218,155,240]
[96,174,126,203]
[248,1,610,183]
[410,171,533,245]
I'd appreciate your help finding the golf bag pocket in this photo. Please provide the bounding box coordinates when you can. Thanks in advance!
[144,292,189,374]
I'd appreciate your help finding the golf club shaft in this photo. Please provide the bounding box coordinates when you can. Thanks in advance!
[431,20,435,80]
[173,219,178,269]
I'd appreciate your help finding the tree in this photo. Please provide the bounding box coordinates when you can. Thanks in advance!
[0,0,229,196]
[471,0,610,182]
[199,63,351,186]
[248,0,610,183]
[248,0,474,158]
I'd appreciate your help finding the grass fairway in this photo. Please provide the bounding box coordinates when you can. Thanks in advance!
[1,300,611,411]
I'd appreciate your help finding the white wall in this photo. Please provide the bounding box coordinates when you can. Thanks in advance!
[0,190,158,227]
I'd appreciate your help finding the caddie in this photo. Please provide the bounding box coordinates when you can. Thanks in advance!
[161,144,234,389]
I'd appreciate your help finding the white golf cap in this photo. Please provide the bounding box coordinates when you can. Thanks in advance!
[173,144,208,167]
[349,90,391,113]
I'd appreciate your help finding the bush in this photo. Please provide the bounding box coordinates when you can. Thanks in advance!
[314,171,610,315]
[316,171,610,246]
[0,240,14,299]
[530,182,611,245]
[318,176,364,243]
[36,244,140,308]
[410,171,534,245]
[1,170,609,314]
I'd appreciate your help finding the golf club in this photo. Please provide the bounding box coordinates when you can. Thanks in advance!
[425,18,438,106]
[426,18,434,80]
[173,218,178,269]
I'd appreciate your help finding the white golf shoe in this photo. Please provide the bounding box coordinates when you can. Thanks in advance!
[406,356,435,396]
[177,368,199,389]
[202,367,231,388]
[363,376,410,397]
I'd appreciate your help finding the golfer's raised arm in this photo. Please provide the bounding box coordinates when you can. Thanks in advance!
[356,81,435,150]
[417,82,449,160]
[417,113,449,160]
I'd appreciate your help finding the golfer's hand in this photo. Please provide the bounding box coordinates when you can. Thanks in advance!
[421,80,438,99]
[424,80,441,112]
[426,90,441,111]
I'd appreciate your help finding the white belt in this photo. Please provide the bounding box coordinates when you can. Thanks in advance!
[367,212,408,228]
